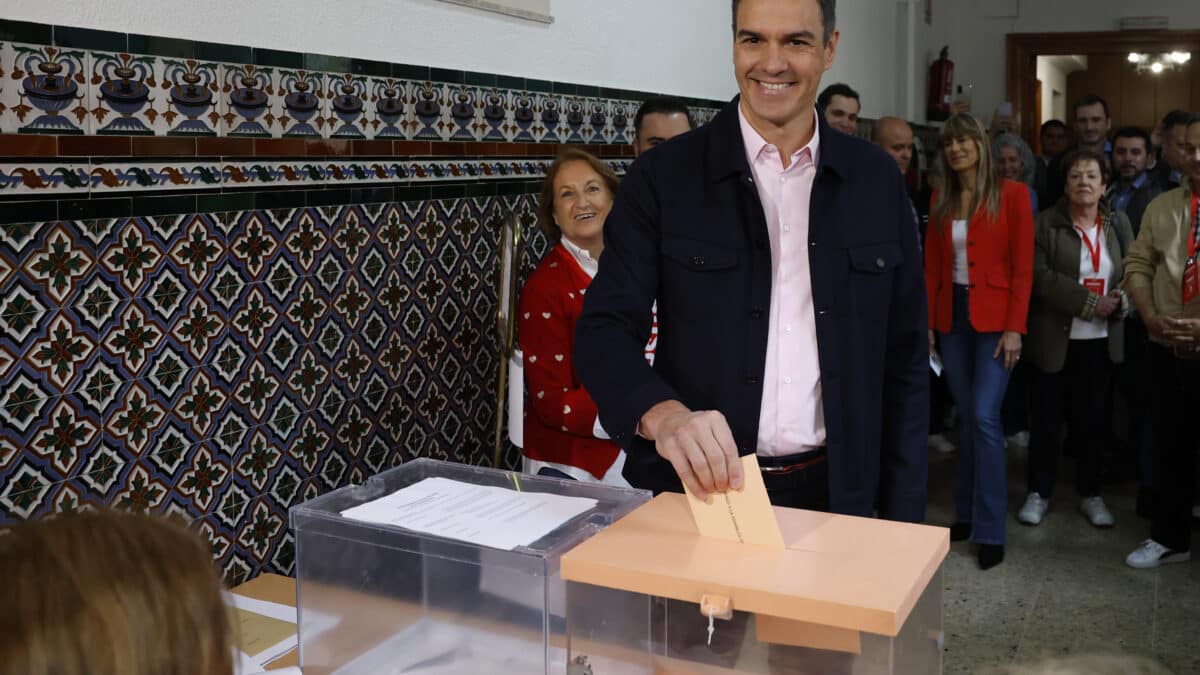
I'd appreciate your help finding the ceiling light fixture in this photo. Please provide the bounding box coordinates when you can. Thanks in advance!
[1127,51,1192,74]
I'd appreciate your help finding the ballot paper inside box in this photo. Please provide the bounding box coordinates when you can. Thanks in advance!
[288,458,650,675]
[560,493,949,674]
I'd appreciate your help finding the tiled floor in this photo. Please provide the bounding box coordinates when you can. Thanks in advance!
[930,441,1199,674]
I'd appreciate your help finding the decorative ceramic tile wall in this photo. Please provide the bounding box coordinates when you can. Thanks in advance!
[0,197,549,583]
[0,32,721,143]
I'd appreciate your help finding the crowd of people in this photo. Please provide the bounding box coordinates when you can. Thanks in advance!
[518,4,1200,575]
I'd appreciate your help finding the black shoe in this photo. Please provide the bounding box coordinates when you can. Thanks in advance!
[1136,486,1154,520]
[950,522,971,541]
[978,544,1005,570]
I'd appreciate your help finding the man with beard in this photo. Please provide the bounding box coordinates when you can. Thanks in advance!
[1108,126,1162,232]
[1105,126,1163,493]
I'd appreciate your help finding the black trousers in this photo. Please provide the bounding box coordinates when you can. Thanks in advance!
[1002,360,1031,435]
[930,335,953,434]
[761,452,831,511]
[1148,343,1200,552]
[1028,338,1111,499]
[1121,315,1155,486]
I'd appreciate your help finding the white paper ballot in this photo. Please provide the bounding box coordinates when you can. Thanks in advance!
[929,350,944,377]
[339,477,598,550]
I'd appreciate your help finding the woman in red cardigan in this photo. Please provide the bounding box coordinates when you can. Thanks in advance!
[925,114,1034,570]
[519,148,647,485]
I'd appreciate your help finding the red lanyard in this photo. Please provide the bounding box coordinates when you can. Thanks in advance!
[1190,193,1200,261]
[1075,215,1102,275]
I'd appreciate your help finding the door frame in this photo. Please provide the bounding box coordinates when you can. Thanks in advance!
[1006,30,1200,147]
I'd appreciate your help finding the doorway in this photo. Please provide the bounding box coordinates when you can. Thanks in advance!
[1007,30,1200,149]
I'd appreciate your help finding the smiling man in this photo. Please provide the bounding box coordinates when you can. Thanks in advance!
[576,0,928,523]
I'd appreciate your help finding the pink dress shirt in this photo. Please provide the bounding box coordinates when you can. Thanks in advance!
[738,105,825,457]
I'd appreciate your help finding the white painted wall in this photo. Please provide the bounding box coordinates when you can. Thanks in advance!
[6,0,912,117]
[6,0,735,101]
[1036,56,1081,125]
[927,0,1200,131]
[822,0,904,118]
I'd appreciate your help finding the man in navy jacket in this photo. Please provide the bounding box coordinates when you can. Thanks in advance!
[574,0,929,523]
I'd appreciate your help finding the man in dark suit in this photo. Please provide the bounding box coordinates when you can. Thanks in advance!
[1150,110,1192,191]
[575,0,928,523]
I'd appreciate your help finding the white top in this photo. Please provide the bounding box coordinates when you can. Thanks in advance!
[560,236,598,277]
[1070,223,1113,340]
[952,219,970,285]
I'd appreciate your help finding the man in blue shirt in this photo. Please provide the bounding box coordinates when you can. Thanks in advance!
[1107,126,1162,233]
[1105,127,1164,503]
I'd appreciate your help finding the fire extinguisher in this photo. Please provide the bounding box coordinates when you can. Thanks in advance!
[927,46,954,122]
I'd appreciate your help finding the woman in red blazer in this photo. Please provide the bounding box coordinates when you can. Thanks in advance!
[924,114,1034,570]
[519,148,640,485]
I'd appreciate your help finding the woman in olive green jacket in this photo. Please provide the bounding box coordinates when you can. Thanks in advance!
[1020,148,1134,531]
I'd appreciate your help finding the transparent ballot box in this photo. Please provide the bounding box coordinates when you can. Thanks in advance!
[561,494,948,674]
[289,458,651,674]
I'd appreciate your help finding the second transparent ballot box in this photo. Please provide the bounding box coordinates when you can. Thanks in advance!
[561,494,948,674]
[289,458,651,674]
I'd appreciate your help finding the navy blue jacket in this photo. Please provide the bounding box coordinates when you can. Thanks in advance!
[574,97,929,523]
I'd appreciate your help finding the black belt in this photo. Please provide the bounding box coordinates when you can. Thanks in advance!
[758,447,827,474]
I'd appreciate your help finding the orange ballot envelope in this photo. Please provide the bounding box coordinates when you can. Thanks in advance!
[684,454,785,549]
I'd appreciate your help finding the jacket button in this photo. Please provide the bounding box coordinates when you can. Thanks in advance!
[969,283,976,289]
[875,257,886,269]
[968,240,975,246]
[692,256,706,267]
[750,308,764,318]
[745,376,760,385]
[968,261,976,267]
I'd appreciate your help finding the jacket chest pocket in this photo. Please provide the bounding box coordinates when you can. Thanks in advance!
[848,242,903,278]
[843,242,903,312]
[662,237,741,318]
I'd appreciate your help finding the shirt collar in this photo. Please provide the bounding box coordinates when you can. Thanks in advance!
[559,237,598,277]
[737,104,820,169]
[1111,171,1149,195]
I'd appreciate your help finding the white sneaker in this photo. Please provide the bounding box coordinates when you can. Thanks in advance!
[1006,431,1030,448]
[928,433,956,453]
[1017,492,1049,525]
[1080,496,1115,528]
[1125,539,1191,569]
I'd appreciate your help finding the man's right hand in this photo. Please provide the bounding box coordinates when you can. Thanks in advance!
[1147,314,1195,345]
[639,401,744,502]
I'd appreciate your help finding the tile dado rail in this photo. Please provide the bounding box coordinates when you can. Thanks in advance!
[0,20,721,157]
[0,157,633,196]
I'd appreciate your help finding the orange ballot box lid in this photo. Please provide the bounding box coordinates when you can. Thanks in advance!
[560,493,949,638]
